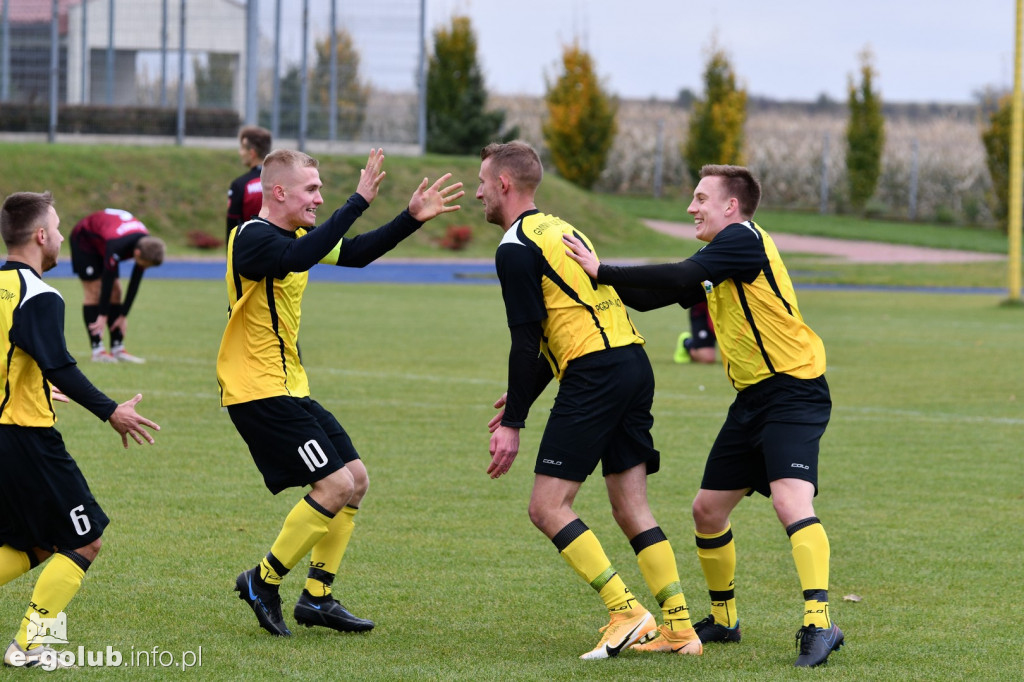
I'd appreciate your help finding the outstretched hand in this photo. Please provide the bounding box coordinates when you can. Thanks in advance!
[107,393,161,449]
[355,148,387,204]
[562,233,600,279]
[408,173,465,222]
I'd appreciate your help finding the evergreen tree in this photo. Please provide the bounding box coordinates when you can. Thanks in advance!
[426,16,507,154]
[981,93,1012,230]
[270,32,369,141]
[542,42,617,190]
[682,43,747,183]
[194,53,236,109]
[275,65,303,139]
[310,29,370,140]
[845,48,885,212]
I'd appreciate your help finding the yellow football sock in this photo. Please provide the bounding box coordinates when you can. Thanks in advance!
[788,517,831,628]
[16,552,87,649]
[632,527,692,631]
[0,545,33,587]
[260,495,334,586]
[553,520,634,613]
[305,505,358,597]
[695,524,738,627]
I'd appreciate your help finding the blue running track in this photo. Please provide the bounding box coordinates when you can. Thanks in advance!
[46,260,1003,295]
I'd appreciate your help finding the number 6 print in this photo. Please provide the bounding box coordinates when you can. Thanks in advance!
[70,504,92,535]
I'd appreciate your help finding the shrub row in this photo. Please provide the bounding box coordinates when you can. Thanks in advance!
[0,103,239,137]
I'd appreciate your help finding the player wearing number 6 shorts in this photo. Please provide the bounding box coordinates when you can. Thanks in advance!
[216,148,463,637]
[0,192,159,668]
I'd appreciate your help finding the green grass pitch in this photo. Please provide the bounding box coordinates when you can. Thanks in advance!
[0,277,1020,680]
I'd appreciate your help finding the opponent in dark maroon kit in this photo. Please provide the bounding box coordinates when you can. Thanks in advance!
[69,209,165,364]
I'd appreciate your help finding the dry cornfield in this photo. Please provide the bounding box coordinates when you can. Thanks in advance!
[490,95,993,225]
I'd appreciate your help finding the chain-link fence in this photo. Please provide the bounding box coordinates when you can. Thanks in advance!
[0,0,425,152]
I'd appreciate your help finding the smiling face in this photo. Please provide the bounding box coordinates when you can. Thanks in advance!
[278,165,324,229]
[687,175,736,243]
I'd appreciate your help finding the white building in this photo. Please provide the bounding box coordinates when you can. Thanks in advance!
[64,0,247,113]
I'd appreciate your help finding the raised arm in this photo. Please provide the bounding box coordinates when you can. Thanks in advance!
[323,173,464,268]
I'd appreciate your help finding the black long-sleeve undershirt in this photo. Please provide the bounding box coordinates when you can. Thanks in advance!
[500,322,554,428]
[597,260,711,310]
[333,209,423,268]
[276,194,370,273]
[44,364,117,421]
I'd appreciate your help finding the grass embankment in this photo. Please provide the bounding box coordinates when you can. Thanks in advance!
[1,141,1017,289]
[0,142,684,260]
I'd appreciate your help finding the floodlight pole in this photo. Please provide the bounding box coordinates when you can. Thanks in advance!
[1008,0,1023,302]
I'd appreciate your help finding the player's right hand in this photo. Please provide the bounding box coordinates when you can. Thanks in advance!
[355,148,386,204]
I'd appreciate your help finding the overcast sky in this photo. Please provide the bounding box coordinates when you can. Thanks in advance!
[424,0,1015,103]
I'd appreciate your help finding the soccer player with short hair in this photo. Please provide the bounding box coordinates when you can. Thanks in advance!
[478,141,702,660]
[563,164,842,668]
[227,125,272,243]
[69,208,165,364]
[219,148,462,637]
[0,191,159,669]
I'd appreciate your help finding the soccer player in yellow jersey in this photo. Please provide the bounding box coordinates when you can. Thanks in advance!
[219,148,462,637]
[0,192,159,669]
[477,142,702,661]
[563,164,842,668]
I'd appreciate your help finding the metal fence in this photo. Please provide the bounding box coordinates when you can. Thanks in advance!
[0,0,426,152]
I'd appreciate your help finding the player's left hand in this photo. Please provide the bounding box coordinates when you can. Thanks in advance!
[110,315,127,334]
[50,385,69,403]
[562,233,600,279]
[408,173,464,222]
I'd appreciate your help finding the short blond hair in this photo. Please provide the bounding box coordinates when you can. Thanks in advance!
[481,141,543,192]
[261,149,318,189]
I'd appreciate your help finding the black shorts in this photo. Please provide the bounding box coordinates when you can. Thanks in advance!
[69,233,106,281]
[535,344,660,482]
[701,374,831,497]
[227,396,358,494]
[0,425,109,552]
